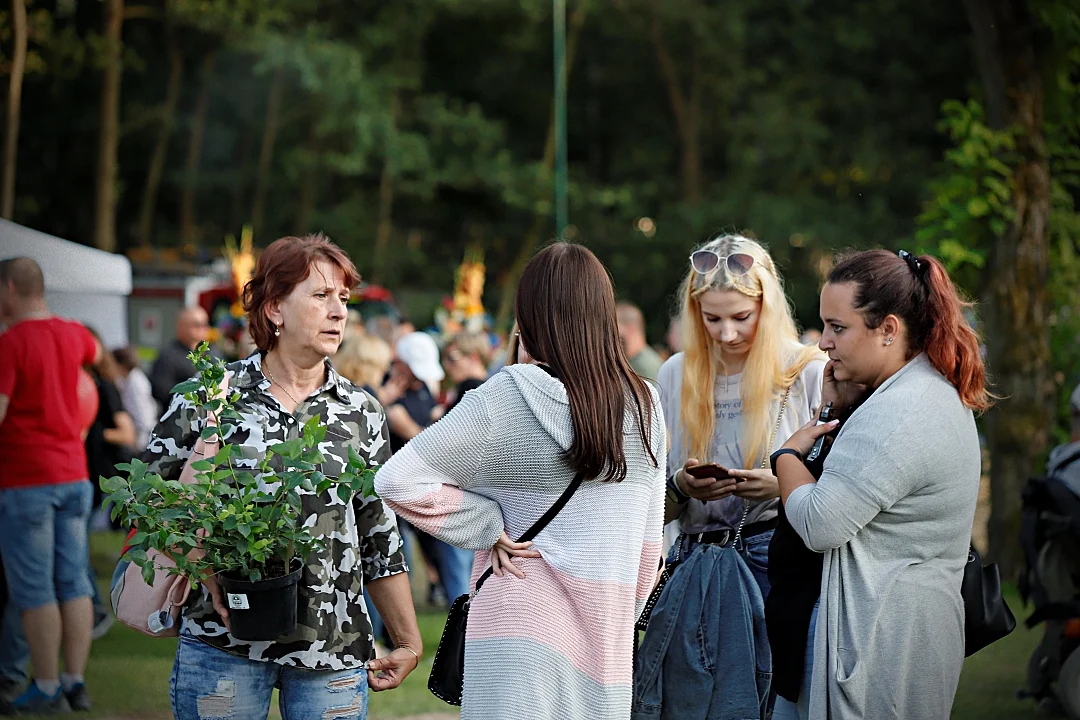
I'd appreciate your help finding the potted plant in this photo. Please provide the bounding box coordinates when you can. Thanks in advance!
[101,346,376,641]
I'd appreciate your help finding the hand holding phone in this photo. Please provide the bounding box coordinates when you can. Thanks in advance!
[677,459,739,503]
[685,462,731,480]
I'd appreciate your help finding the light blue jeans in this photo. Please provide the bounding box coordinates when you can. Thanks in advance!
[0,481,94,611]
[170,634,369,720]
[772,599,819,720]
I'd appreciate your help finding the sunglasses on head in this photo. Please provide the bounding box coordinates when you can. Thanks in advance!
[689,250,756,277]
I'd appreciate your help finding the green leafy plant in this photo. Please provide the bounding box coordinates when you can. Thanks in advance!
[100,344,377,586]
[916,99,1018,284]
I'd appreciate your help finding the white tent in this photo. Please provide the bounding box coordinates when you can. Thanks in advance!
[0,219,132,347]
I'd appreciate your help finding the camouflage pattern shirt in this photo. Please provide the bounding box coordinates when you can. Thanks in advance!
[140,352,407,671]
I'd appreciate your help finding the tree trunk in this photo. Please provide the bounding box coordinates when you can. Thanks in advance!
[493,2,588,331]
[229,127,252,233]
[179,50,216,245]
[1,0,27,220]
[968,0,1052,576]
[137,42,183,246]
[93,0,124,251]
[371,93,402,283]
[293,116,321,236]
[650,1,704,203]
[250,66,285,239]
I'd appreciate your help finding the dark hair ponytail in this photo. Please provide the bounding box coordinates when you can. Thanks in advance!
[827,249,991,412]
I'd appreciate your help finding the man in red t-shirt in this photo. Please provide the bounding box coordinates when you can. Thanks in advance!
[0,257,100,714]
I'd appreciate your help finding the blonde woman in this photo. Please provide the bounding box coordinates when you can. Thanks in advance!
[334,334,394,403]
[635,234,824,716]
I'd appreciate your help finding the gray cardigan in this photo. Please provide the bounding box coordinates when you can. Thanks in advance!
[786,354,980,719]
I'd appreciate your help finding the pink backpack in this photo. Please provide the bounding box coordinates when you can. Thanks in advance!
[109,373,229,637]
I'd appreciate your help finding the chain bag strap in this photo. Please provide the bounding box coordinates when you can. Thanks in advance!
[729,384,791,548]
[637,384,793,634]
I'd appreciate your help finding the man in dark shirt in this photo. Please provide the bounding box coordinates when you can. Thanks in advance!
[149,306,211,406]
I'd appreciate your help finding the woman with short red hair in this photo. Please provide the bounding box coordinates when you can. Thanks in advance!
[141,234,421,720]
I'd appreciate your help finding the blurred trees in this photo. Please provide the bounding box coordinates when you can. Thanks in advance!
[1,2,1079,567]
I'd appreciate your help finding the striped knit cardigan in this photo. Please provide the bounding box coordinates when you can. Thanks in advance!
[376,364,666,720]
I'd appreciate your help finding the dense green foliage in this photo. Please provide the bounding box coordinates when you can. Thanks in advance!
[1,0,1078,433]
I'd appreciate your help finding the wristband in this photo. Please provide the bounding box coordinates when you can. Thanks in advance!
[666,474,691,504]
[769,448,803,475]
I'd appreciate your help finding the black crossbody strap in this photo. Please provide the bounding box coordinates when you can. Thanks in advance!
[473,471,586,594]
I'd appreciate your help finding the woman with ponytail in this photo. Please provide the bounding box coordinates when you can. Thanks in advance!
[774,249,989,719]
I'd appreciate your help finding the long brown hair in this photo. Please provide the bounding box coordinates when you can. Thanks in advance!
[514,243,659,482]
[827,249,991,411]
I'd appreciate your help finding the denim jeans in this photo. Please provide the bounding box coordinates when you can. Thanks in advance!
[0,600,28,684]
[670,527,775,601]
[634,542,771,719]
[0,481,93,611]
[772,599,819,720]
[170,633,369,720]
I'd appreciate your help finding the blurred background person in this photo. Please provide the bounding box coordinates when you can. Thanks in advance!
[0,258,99,714]
[666,313,684,356]
[111,346,158,451]
[335,334,394,403]
[149,306,211,407]
[385,332,445,447]
[617,301,664,381]
[799,328,822,346]
[384,331,472,608]
[443,330,492,414]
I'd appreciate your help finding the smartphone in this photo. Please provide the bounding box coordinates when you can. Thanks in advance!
[805,401,835,466]
[685,462,731,480]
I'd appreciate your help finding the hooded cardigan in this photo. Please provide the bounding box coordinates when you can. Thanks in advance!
[376,364,666,720]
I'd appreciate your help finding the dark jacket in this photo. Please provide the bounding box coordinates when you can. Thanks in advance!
[633,544,772,720]
[766,505,823,702]
[149,339,197,406]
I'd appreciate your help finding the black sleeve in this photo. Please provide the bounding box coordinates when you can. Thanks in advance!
[101,380,124,426]
[149,354,173,406]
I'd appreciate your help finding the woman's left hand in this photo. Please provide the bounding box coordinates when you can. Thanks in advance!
[490,531,542,579]
[782,414,841,457]
[725,468,781,501]
[367,647,421,691]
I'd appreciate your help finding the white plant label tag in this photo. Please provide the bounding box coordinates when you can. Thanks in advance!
[227,593,250,610]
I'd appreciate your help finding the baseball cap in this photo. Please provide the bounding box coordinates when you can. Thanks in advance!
[395,332,445,385]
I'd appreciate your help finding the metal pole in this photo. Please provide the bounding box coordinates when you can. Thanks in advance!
[553,0,568,239]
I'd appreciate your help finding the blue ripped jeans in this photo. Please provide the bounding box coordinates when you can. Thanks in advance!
[170,633,368,720]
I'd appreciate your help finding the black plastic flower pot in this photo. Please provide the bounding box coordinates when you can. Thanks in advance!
[217,558,303,641]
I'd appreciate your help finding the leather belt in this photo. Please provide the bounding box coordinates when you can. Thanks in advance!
[690,517,779,546]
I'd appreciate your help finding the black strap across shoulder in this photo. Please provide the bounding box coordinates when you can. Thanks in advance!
[473,470,585,594]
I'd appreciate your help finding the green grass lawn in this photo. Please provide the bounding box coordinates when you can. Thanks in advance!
[13,532,1049,718]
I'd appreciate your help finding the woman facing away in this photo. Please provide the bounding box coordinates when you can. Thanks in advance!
[376,242,666,720]
[141,234,422,720]
[775,249,989,719]
[636,234,824,717]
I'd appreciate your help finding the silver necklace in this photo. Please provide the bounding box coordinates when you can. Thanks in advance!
[263,358,301,406]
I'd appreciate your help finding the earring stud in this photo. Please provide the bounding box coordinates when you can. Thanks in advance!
[886,337,894,345]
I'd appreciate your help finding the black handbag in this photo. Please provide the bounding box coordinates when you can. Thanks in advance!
[962,543,1016,656]
[428,471,585,705]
